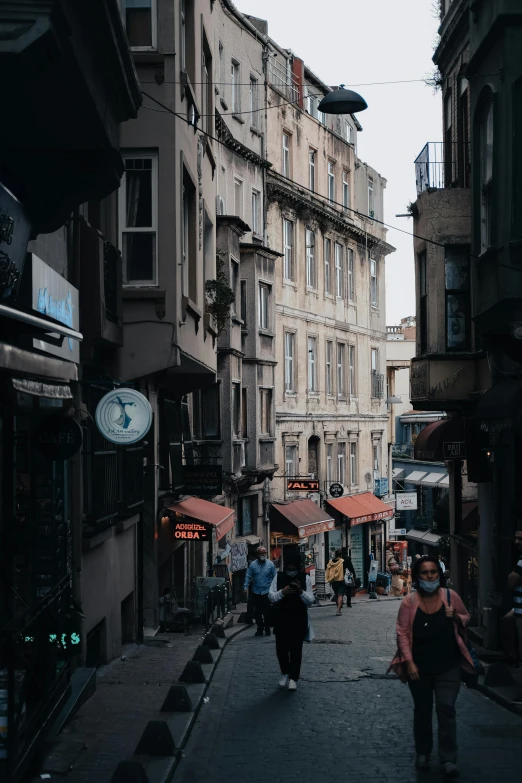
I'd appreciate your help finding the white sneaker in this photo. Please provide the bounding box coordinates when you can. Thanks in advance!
[278,675,289,688]
[287,679,297,691]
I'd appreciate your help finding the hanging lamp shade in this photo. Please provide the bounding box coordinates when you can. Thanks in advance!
[318,86,368,115]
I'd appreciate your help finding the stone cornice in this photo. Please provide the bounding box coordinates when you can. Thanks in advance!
[215,112,272,169]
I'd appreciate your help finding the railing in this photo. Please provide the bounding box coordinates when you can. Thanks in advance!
[392,443,415,459]
[415,142,444,194]
[371,371,385,399]
[103,240,120,324]
[387,325,404,334]
[267,58,299,104]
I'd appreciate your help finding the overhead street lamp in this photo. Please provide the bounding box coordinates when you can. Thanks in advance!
[318,85,368,115]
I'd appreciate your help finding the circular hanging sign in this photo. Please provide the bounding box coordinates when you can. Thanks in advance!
[95,388,152,445]
[329,483,344,499]
[34,417,83,461]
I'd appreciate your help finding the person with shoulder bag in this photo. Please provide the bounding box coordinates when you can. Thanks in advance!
[341,547,357,607]
[326,549,345,615]
[388,556,479,778]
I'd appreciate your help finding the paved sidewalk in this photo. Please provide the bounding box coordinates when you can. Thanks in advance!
[35,605,247,782]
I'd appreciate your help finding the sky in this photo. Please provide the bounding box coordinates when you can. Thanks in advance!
[237,0,442,325]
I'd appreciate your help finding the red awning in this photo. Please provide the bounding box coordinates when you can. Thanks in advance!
[270,499,335,539]
[414,417,465,461]
[326,492,393,527]
[169,497,235,539]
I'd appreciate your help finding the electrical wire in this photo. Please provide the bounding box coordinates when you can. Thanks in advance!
[137,74,499,87]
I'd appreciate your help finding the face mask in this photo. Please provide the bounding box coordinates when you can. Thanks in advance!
[419,578,440,593]
[258,555,267,562]
[286,569,298,578]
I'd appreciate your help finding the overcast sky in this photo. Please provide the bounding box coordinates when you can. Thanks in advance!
[238,0,442,325]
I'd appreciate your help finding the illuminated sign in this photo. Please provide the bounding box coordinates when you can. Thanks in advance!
[173,519,211,541]
[287,479,320,492]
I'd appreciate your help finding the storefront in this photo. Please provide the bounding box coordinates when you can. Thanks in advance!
[325,492,394,587]
[269,499,335,571]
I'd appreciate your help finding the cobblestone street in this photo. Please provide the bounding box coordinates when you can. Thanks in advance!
[176,599,522,783]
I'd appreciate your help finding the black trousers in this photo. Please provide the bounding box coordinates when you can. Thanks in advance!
[408,666,461,762]
[274,615,307,681]
[251,592,270,630]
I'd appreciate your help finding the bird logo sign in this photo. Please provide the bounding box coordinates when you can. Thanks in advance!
[95,388,152,445]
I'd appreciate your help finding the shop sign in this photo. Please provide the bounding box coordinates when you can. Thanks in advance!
[183,464,222,496]
[230,541,248,572]
[298,519,335,539]
[287,479,320,492]
[172,519,211,541]
[396,492,418,511]
[0,183,31,301]
[34,417,83,461]
[95,388,152,445]
[389,529,406,536]
[329,482,344,498]
[443,441,466,459]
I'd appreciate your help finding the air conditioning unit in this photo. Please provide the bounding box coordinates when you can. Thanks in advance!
[216,196,225,215]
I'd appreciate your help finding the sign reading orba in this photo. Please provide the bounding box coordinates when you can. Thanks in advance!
[95,388,152,445]
[173,520,211,541]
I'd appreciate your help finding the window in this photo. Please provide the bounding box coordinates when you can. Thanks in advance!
[326,340,333,396]
[350,442,357,485]
[120,154,158,285]
[240,280,247,323]
[283,219,294,281]
[480,101,494,253]
[349,344,356,396]
[335,242,344,298]
[124,0,156,49]
[259,283,270,329]
[239,496,253,536]
[306,87,318,118]
[283,133,291,177]
[342,170,350,208]
[230,259,239,316]
[306,229,316,288]
[337,443,346,484]
[368,176,375,218]
[445,91,453,186]
[231,60,240,114]
[309,149,316,192]
[251,189,260,235]
[326,444,334,482]
[285,445,297,477]
[285,332,295,392]
[193,384,220,439]
[324,238,332,294]
[373,442,380,475]
[328,161,335,202]
[180,0,186,68]
[370,257,378,307]
[347,248,354,301]
[337,343,345,396]
[344,120,353,144]
[445,245,470,350]
[260,389,272,435]
[307,336,317,392]
[234,177,243,217]
[201,37,212,133]
[217,164,226,214]
[180,0,194,79]
[218,41,225,87]
[371,347,378,373]
[232,383,241,438]
[419,251,428,353]
[241,387,248,438]
[250,76,259,127]
[371,348,381,397]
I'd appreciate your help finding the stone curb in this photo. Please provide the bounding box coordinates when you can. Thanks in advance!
[139,618,249,783]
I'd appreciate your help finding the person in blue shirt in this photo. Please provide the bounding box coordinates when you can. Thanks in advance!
[244,546,277,636]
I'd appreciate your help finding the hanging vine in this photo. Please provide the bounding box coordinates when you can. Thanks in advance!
[205,251,235,334]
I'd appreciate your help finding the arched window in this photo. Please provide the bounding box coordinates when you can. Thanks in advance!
[479,100,494,253]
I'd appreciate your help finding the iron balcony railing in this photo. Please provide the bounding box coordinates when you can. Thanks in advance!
[415,142,444,194]
[371,371,385,399]
[267,58,299,104]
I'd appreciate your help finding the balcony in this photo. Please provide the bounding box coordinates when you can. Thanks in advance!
[415,141,471,196]
[268,58,300,103]
[371,371,385,399]
[410,354,491,411]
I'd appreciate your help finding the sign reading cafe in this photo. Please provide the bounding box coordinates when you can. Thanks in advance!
[95,388,152,445]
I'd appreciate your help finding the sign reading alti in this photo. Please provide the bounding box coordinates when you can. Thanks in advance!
[287,479,320,492]
[172,520,211,541]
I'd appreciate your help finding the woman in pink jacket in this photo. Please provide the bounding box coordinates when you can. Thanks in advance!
[388,556,475,779]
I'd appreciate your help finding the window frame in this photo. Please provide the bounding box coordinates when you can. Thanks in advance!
[259,387,273,436]
[347,247,354,301]
[282,132,291,178]
[368,176,375,218]
[342,170,350,208]
[326,443,334,482]
[328,160,336,203]
[309,148,316,192]
[231,59,241,114]
[285,444,298,478]
[284,331,296,393]
[233,175,243,218]
[123,0,158,51]
[232,381,241,439]
[283,218,294,281]
[444,244,471,352]
[370,257,378,308]
[419,250,428,353]
[350,441,357,485]
[201,32,213,134]
[306,228,316,288]
[479,99,494,254]
[349,344,356,397]
[324,237,332,295]
[307,335,318,393]
[335,242,344,298]
[326,340,333,396]
[119,152,159,287]
[251,188,261,236]
[258,282,271,330]
[250,75,259,127]
[337,342,346,398]
[337,442,346,485]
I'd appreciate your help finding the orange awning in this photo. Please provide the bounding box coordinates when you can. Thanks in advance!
[326,492,393,527]
[270,499,335,539]
[168,497,235,539]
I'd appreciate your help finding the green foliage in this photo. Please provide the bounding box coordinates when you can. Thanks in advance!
[205,252,235,334]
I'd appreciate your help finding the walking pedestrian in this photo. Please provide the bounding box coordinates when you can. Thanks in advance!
[388,555,476,778]
[244,546,277,637]
[269,552,314,691]
[508,529,522,664]
[326,549,345,615]
[341,546,357,607]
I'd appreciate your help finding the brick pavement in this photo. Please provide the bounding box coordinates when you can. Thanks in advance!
[175,599,522,783]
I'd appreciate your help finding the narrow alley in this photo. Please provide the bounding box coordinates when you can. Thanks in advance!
[176,600,522,783]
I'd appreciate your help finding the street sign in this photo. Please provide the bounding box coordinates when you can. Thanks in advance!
[329,483,344,498]
[389,528,406,536]
[395,491,418,511]
[287,479,320,492]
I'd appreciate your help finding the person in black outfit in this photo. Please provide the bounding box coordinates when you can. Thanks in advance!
[268,554,314,691]
[341,547,357,607]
